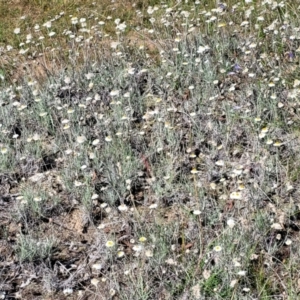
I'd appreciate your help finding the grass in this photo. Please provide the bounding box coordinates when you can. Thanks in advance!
[16,233,56,262]
[1,0,300,299]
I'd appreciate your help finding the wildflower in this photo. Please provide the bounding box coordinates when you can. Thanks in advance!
[19,48,29,55]
[33,197,43,202]
[214,245,222,252]
[105,240,115,248]
[230,279,238,288]
[94,94,100,102]
[240,21,249,27]
[65,149,73,155]
[233,259,241,267]
[74,181,83,187]
[124,270,130,275]
[117,251,125,258]
[91,278,99,287]
[71,17,78,24]
[92,139,100,146]
[165,122,173,129]
[43,21,52,28]
[285,239,292,245]
[1,147,8,154]
[197,45,210,54]
[116,22,126,31]
[139,237,147,243]
[190,168,199,174]
[91,194,99,200]
[232,169,242,176]
[227,219,235,228]
[259,132,266,139]
[165,258,177,265]
[278,102,284,108]
[238,183,245,190]
[237,270,246,276]
[14,28,21,34]
[127,68,135,75]
[149,203,158,209]
[218,22,226,28]
[26,34,32,41]
[266,139,273,145]
[118,204,128,212]
[273,141,283,147]
[145,250,153,257]
[230,192,242,200]
[286,184,294,191]
[111,41,120,49]
[271,223,283,230]
[105,136,112,142]
[63,288,73,295]
[32,133,40,141]
[193,210,201,215]
[254,117,261,123]
[76,136,86,144]
[294,79,300,88]
[210,182,217,190]
[133,244,143,252]
[109,90,119,96]
[250,253,258,260]
[64,77,71,84]
[215,160,224,166]
[92,263,102,270]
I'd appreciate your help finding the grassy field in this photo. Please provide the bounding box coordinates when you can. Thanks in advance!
[1,0,300,299]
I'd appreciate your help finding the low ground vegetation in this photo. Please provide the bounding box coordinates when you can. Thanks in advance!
[1,0,300,299]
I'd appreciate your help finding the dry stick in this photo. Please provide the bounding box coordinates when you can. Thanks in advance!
[45,215,77,233]
[192,171,204,256]
[140,153,153,178]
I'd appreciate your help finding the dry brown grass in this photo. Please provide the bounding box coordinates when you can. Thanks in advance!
[0,0,164,86]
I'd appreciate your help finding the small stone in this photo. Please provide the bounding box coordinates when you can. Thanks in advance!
[28,173,45,183]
